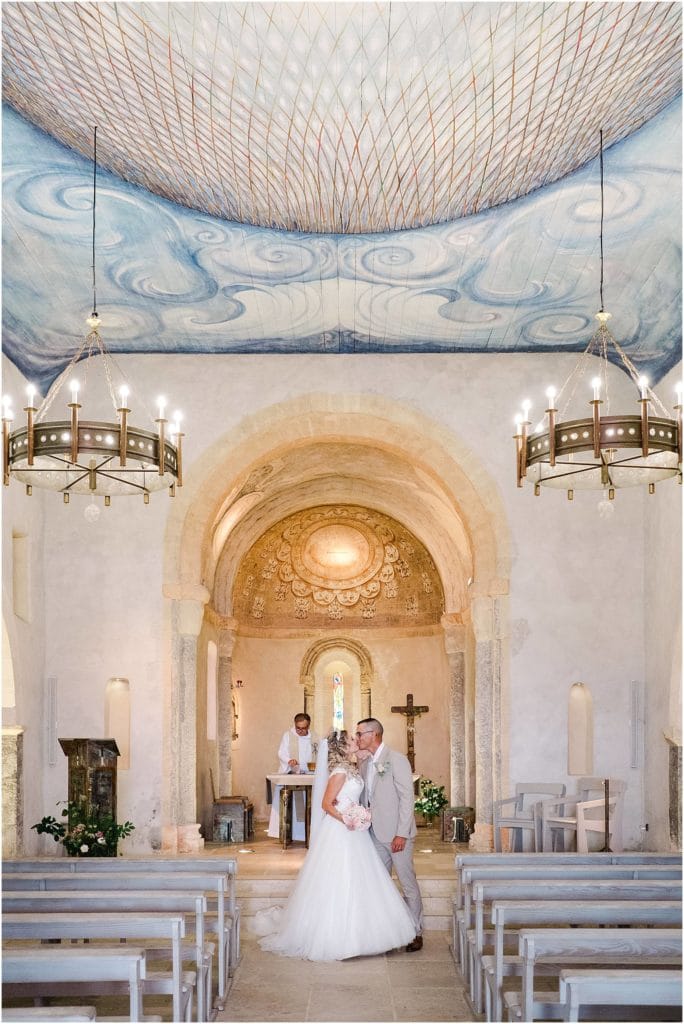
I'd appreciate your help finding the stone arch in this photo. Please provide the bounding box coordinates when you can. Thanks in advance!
[162,393,511,850]
[163,392,510,602]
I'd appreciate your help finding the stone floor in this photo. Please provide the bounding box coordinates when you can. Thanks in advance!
[217,930,475,1023]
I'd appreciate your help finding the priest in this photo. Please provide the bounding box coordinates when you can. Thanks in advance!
[267,713,320,840]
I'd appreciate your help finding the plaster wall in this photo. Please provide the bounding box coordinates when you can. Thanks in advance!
[3,350,670,851]
[1,357,47,853]
[229,630,450,823]
[644,363,682,851]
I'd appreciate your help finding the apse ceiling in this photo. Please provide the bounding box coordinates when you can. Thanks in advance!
[2,1,682,390]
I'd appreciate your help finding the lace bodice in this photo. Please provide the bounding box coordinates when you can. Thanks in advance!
[330,769,364,812]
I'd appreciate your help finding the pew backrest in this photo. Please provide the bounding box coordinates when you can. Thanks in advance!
[518,927,683,1022]
[558,968,683,1022]
[453,852,682,910]
[2,856,238,912]
[472,878,681,966]
[2,946,147,1022]
[3,912,186,1022]
[485,899,681,1023]
[463,867,681,926]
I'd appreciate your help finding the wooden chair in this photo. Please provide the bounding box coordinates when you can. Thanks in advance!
[541,777,626,852]
[493,783,566,853]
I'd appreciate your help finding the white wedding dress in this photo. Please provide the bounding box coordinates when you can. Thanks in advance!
[259,769,417,961]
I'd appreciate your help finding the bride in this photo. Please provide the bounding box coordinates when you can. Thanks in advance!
[258,729,417,961]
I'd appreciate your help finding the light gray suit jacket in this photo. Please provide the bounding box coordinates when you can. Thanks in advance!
[361,745,417,844]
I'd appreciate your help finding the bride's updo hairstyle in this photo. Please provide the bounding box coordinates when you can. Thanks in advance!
[326,729,358,774]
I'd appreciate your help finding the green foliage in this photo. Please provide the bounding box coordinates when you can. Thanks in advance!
[414,778,448,819]
[31,802,135,857]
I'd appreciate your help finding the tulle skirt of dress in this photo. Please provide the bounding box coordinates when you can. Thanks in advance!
[258,815,416,961]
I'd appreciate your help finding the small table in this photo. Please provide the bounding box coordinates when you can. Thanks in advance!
[266,773,315,849]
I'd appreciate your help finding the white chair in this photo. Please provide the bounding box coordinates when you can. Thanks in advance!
[493,783,566,852]
[541,777,627,852]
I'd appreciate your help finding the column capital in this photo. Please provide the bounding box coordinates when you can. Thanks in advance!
[469,577,509,598]
[163,583,210,637]
[441,614,467,654]
[217,623,239,658]
[163,582,211,605]
[205,606,238,634]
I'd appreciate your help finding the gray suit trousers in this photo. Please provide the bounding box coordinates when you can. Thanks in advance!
[370,830,424,936]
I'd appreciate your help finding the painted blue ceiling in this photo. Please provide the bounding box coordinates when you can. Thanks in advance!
[3,97,680,392]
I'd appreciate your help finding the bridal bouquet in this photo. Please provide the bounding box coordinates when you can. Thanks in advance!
[342,803,372,831]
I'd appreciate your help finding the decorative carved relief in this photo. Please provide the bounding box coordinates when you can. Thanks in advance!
[233,505,444,629]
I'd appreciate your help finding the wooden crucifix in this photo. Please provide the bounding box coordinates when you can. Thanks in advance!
[391,693,429,772]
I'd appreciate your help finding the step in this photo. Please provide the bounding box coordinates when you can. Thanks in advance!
[237,876,455,931]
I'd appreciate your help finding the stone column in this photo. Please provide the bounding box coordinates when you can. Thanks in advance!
[162,583,209,853]
[217,619,238,797]
[442,615,467,807]
[468,592,505,852]
[2,726,24,857]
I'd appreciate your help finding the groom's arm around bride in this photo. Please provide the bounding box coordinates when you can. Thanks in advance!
[356,717,424,951]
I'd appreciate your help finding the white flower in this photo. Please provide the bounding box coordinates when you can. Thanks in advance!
[97,836,106,844]
[375,760,391,777]
[80,844,89,853]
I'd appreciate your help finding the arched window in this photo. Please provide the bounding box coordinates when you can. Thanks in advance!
[332,671,344,730]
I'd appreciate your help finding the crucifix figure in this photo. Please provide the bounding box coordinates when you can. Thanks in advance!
[391,692,429,772]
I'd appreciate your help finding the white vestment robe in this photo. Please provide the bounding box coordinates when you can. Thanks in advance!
[267,728,318,840]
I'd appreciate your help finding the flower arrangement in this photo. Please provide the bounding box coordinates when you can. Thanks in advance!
[341,803,372,831]
[375,760,391,777]
[31,802,135,857]
[414,778,448,823]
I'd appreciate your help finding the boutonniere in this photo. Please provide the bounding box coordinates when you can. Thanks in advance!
[375,760,392,777]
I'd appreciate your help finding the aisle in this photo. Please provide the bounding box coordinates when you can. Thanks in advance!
[217,930,474,1023]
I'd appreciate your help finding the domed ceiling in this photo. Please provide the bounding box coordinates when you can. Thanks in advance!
[1,2,681,388]
[232,505,444,630]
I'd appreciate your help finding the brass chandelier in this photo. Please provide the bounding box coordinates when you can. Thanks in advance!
[514,131,681,500]
[2,128,183,508]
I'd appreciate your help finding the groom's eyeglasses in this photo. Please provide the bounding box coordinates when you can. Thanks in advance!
[355,730,374,738]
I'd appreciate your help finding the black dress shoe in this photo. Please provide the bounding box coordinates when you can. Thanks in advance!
[405,935,423,952]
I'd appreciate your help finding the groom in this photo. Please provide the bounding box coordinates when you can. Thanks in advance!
[356,717,424,951]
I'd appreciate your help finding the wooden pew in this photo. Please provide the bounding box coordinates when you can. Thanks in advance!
[4,868,233,1008]
[2,1010,97,1023]
[2,891,210,1023]
[2,946,147,1022]
[4,856,240,985]
[484,899,682,1022]
[558,967,683,1022]
[453,852,682,914]
[465,877,682,1013]
[3,911,193,1022]
[505,927,682,1022]
[454,862,681,975]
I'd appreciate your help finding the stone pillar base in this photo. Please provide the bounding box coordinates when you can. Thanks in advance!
[161,824,205,854]
[468,822,494,852]
[161,825,179,854]
[178,823,205,853]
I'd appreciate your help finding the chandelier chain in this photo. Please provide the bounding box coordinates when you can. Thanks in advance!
[91,126,98,319]
[599,128,604,312]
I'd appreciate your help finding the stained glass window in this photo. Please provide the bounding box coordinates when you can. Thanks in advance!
[332,671,343,730]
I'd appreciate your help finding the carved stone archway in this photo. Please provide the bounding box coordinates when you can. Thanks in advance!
[162,393,511,852]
